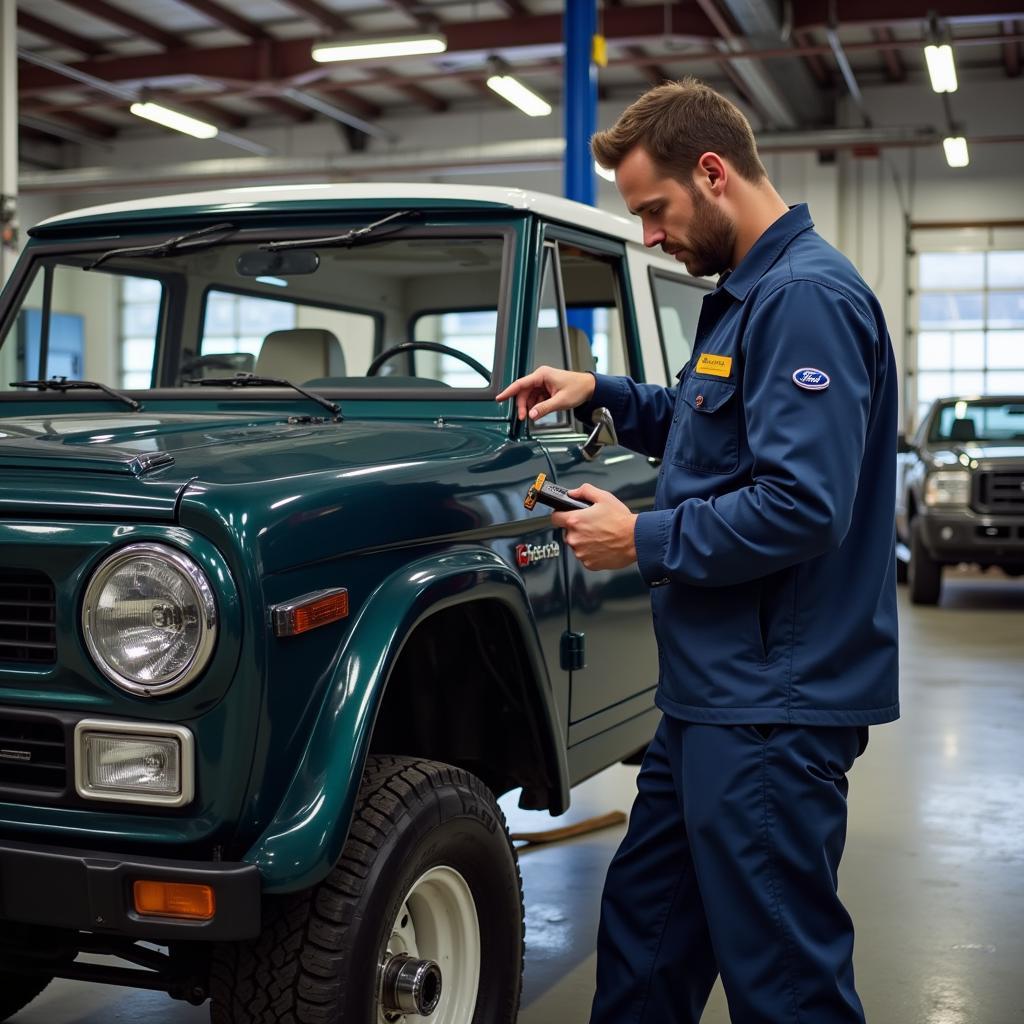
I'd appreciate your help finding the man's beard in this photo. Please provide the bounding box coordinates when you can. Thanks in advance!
[678,189,736,278]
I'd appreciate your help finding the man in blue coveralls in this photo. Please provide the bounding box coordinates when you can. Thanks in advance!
[497,78,899,1023]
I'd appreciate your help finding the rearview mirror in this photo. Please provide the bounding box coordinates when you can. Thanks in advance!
[236,249,319,277]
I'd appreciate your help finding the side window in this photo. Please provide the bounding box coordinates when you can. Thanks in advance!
[531,247,569,428]
[651,271,705,377]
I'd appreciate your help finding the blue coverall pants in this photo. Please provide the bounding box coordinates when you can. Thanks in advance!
[590,715,869,1024]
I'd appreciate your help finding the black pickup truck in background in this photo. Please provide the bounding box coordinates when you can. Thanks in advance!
[896,396,1024,604]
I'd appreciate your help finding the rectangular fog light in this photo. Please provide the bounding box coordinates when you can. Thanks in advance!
[75,720,195,807]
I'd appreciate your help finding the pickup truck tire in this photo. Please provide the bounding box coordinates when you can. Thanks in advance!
[0,972,52,1021]
[909,519,942,605]
[209,756,523,1024]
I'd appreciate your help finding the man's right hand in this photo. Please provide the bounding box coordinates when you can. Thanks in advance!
[495,366,597,422]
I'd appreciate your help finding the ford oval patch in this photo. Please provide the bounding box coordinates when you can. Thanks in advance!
[792,367,830,391]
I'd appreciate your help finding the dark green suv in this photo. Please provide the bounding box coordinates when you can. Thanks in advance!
[0,184,706,1023]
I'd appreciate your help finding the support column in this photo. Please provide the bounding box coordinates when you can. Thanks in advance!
[563,0,597,207]
[1,0,19,288]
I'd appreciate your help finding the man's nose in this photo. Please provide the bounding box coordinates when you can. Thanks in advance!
[643,225,665,248]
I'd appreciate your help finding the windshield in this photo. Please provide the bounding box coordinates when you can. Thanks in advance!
[0,229,507,399]
[929,399,1024,443]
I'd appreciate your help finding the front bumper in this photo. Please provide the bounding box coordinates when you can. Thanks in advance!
[0,838,260,941]
[919,511,1024,564]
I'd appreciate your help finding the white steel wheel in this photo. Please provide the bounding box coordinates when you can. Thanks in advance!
[379,865,481,1023]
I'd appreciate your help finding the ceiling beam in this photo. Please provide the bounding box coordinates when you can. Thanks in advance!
[49,110,119,138]
[57,0,183,51]
[792,29,831,87]
[281,0,351,34]
[792,0,1024,30]
[174,0,273,41]
[873,27,907,81]
[16,11,106,57]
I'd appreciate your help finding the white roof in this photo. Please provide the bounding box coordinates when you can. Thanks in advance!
[38,182,646,244]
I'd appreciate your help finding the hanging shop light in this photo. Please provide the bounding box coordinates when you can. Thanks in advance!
[129,102,218,139]
[312,33,447,63]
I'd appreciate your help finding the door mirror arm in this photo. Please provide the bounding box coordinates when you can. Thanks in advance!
[579,407,618,461]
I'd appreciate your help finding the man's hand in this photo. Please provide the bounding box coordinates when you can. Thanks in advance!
[551,484,638,571]
[496,365,596,422]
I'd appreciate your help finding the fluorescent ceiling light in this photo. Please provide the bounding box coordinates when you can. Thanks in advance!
[312,34,447,63]
[595,162,616,182]
[486,75,552,117]
[924,44,958,93]
[943,136,969,168]
[130,102,217,139]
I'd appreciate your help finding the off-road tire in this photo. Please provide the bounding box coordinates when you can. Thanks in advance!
[909,518,942,605]
[0,973,52,1021]
[209,756,524,1024]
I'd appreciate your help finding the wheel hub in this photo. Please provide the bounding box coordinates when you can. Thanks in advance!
[380,953,443,1016]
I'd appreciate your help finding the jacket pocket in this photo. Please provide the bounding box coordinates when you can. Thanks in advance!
[669,375,739,474]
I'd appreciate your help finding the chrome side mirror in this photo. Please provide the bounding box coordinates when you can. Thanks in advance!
[580,406,618,461]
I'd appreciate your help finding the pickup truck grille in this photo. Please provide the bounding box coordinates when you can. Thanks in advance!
[0,569,57,664]
[0,714,67,792]
[976,471,1024,514]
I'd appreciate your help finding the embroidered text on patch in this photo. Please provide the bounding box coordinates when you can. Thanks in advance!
[792,368,830,391]
[695,353,733,378]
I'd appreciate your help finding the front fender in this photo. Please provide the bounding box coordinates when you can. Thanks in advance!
[244,547,568,893]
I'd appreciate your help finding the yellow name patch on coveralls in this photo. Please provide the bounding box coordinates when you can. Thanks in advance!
[695,353,733,378]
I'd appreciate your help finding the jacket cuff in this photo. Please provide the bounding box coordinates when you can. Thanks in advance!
[635,509,673,587]
[574,373,626,426]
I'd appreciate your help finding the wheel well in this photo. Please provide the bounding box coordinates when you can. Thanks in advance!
[369,599,559,811]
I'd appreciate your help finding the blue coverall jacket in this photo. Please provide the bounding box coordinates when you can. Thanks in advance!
[581,204,899,726]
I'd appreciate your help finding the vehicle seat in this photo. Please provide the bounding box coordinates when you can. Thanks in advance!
[950,418,977,442]
[255,328,346,382]
[567,326,596,373]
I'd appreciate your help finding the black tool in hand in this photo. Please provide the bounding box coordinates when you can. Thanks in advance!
[524,472,592,513]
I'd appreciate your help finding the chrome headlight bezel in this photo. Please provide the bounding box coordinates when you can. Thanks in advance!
[923,469,971,508]
[81,542,218,697]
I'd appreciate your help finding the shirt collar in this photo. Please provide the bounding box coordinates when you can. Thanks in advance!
[718,203,814,302]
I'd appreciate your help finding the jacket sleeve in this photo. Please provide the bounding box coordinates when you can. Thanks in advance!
[634,281,877,587]
[575,372,678,459]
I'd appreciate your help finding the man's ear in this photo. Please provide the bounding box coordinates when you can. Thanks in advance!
[697,152,728,195]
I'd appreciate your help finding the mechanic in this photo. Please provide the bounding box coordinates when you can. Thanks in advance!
[496,78,899,1023]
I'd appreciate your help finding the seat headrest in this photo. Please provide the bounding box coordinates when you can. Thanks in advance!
[950,418,976,442]
[255,328,345,382]
[567,326,595,374]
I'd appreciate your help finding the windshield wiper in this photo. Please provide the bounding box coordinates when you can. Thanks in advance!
[85,222,237,271]
[11,377,141,411]
[262,210,421,252]
[188,372,341,421]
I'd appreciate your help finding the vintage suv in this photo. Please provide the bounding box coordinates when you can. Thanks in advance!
[0,184,706,1023]
[896,394,1024,604]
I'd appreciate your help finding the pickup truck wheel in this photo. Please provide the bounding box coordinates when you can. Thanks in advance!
[209,756,523,1024]
[0,972,52,1021]
[909,519,942,605]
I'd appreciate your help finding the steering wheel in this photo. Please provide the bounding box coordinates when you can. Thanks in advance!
[366,341,491,383]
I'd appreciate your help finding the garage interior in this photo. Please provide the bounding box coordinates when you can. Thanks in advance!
[2,1,1023,1022]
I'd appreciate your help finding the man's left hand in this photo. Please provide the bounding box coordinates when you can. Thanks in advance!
[551,484,638,571]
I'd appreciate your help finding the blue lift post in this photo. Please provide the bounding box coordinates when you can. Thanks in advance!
[563,0,598,344]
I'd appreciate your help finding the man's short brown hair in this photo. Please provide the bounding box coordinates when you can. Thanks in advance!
[591,77,767,186]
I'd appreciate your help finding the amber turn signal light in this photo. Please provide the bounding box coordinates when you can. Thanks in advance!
[133,880,216,920]
[271,587,350,637]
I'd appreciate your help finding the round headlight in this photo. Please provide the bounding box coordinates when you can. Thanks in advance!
[82,543,217,696]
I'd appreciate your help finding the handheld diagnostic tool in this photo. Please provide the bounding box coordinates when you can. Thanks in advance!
[524,472,592,513]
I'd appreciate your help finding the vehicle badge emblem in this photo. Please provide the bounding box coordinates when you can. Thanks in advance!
[515,542,560,567]
[792,368,830,391]
[0,749,32,762]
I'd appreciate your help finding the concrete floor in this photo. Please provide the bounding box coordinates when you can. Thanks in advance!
[12,571,1024,1023]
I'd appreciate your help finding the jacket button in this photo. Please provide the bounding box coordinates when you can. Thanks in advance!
[695,394,704,407]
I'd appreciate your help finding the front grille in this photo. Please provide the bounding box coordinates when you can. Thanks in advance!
[976,471,1024,514]
[0,569,57,664]
[0,714,66,792]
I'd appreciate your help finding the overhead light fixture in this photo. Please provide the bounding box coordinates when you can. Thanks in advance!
[312,33,447,63]
[595,162,615,182]
[486,74,552,117]
[130,102,218,139]
[943,136,969,168]
[924,43,958,93]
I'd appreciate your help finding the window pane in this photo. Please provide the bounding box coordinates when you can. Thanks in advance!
[987,251,1024,289]
[987,371,1024,393]
[988,291,1024,329]
[951,331,984,369]
[917,331,951,370]
[919,252,984,290]
[122,371,152,389]
[122,276,162,302]
[238,295,295,334]
[917,372,953,404]
[951,371,984,395]
[919,292,984,329]
[123,338,155,372]
[122,302,158,337]
[652,274,703,375]
[987,331,1024,369]
[204,294,237,335]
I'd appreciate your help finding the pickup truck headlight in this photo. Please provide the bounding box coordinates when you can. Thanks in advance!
[924,470,971,507]
[82,543,217,696]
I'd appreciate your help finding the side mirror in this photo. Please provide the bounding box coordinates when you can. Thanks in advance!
[580,406,618,461]
[897,432,913,454]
